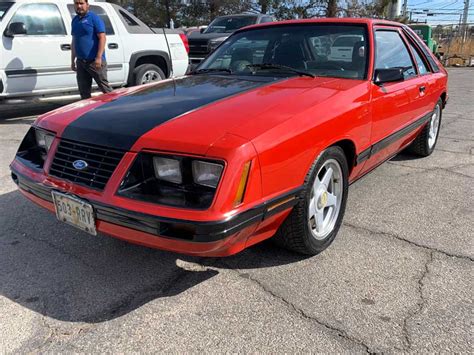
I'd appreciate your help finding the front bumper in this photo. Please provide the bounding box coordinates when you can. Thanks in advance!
[11,163,300,256]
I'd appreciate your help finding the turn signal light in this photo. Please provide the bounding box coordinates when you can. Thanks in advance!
[234,161,251,207]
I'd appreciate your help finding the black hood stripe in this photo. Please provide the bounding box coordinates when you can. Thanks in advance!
[62,75,276,150]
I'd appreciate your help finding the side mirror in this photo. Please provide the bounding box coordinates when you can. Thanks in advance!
[4,22,27,37]
[199,28,205,33]
[374,68,404,85]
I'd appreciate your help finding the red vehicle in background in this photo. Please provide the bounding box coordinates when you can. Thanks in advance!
[11,19,448,257]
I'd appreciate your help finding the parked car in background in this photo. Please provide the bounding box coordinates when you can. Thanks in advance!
[187,13,274,65]
[11,19,447,257]
[0,0,188,100]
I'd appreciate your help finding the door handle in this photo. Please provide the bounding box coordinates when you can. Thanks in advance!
[60,44,71,51]
[419,86,426,93]
[108,43,118,49]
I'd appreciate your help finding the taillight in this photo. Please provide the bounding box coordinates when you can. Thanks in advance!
[179,33,189,54]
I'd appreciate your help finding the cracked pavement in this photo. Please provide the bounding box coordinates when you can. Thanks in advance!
[0,68,472,352]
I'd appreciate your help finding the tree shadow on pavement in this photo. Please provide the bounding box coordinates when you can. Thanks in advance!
[0,189,308,323]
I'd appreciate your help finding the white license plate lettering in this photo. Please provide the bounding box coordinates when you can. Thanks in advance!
[52,191,97,236]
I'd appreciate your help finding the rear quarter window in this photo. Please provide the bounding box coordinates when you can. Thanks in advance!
[403,27,440,73]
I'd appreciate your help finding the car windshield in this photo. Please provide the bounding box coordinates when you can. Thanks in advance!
[205,16,257,34]
[0,2,13,21]
[198,24,368,80]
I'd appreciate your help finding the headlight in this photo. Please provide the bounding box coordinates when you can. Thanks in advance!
[153,156,182,184]
[35,129,55,152]
[192,160,223,188]
[118,153,225,209]
[14,127,56,170]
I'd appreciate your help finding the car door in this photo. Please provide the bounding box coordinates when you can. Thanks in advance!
[361,27,428,174]
[66,3,125,86]
[2,2,74,95]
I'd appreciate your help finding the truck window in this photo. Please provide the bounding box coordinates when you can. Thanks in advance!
[0,2,13,21]
[119,10,139,26]
[260,16,273,23]
[67,4,115,35]
[9,3,66,35]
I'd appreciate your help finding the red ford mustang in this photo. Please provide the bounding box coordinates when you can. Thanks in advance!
[10,19,448,257]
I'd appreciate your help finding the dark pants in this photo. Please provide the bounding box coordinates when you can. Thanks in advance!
[76,59,113,99]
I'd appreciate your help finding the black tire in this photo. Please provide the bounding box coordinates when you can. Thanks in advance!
[407,99,443,157]
[133,64,165,86]
[273,146,349,255]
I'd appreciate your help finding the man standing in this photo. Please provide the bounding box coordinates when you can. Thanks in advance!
[71,0,113,99]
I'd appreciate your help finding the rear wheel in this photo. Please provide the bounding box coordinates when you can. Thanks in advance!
[407,99,442,157]
[274,146,349,255]
[133,64,165,86]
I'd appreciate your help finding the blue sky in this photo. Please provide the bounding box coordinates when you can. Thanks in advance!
[407,0,473,25]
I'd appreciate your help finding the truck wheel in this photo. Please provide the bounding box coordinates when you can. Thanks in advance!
[273,146,349,255]
[133,64,165,86]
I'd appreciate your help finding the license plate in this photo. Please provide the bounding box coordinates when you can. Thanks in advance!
[52,191,97,236]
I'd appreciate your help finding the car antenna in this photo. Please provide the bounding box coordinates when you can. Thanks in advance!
[148,22,174,79]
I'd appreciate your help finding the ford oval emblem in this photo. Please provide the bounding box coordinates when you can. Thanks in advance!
[72,160,88,170]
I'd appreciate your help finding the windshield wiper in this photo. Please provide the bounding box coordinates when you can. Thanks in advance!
[247,63,315,78]
[192,68,233,75]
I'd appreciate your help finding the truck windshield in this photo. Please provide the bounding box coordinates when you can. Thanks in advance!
[0,2,13,21]
[205,16,257,34]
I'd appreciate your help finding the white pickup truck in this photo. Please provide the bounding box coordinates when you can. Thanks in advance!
[0,0,189,100]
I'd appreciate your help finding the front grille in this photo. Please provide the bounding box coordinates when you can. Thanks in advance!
[189,39,210,56]
[49,139,125,190]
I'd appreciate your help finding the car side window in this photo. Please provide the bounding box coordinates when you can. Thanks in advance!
[408,42,429,75]
[9,3,66,36]
[375,30,416,80]
[67,5,115,35]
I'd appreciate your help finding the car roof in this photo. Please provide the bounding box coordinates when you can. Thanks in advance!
[236,17,405,33]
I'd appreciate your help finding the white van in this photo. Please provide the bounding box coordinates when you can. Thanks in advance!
[0,0,189,100]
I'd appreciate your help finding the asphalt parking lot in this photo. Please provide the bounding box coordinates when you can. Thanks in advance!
[0,68,472,353]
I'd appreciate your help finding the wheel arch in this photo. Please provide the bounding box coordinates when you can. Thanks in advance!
[316,139,357,176]
[440,92,447,108]
[127,51,171,85]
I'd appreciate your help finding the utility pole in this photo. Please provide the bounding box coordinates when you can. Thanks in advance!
[402,0,408,18]
[461,0,470,41]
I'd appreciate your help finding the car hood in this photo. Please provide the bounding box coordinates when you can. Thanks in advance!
[35,75,352,155]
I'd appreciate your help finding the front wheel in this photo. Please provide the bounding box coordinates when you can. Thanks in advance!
[274,146,349,255]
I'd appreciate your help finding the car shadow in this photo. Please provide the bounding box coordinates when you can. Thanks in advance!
[0,189,308,323]
[390,152,423,162]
